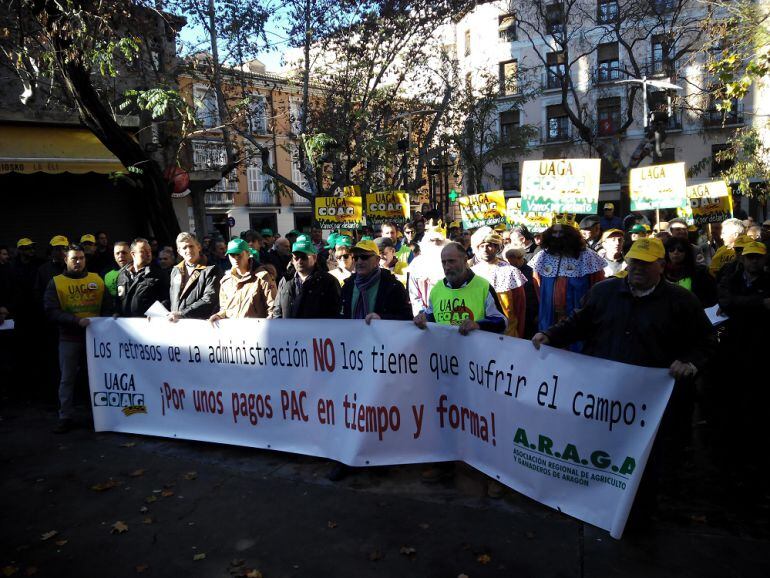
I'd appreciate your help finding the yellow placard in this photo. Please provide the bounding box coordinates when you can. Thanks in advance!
[365,191,410,224]
[506,198,552,233]
[685,180,732,225]
[629,162,687,211]
[314,196,363,229]
[458,190,507,229]
[521,159,601,213]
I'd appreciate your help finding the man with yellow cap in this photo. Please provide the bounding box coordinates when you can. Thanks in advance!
[532,236,716,528]
[34,235,69,301]
[708,217,747,278]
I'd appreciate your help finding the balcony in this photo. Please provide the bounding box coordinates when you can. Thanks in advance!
[667,109,683,131]
[205,192,235,206]
[542,71,564,91]
[703,102,745,128]
[594,64,622,84]
[248,190,276,206]
[544,122,570,143]
[292,192,311,205]
[644,58,676,78]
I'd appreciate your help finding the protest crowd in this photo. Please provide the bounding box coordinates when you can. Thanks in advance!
[1,205,769,530]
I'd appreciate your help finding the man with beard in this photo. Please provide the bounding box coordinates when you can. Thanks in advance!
[469,227,528,338]
[529,222,606,350]
[407,226,449,315]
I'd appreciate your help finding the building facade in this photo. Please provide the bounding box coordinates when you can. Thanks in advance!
[450,0,769,219]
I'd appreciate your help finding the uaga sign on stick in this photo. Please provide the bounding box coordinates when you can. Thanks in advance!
[521,159,601,214]
[629,162,687,211]
[87,318,673,539]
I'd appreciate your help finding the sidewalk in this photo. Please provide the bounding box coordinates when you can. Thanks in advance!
[0,403,768,577]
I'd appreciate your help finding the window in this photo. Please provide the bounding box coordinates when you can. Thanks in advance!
[247,94,268,134]
[498,13,516,42]
[650,34,675,76]
[652,147,675,164]
[464,29,471,56]
[289,145,309,203]
[597,0,619,23]
[597,97,621,136]
[600,158,619,183]
[192,141,237,192]
[502,162,520,190]
[247,150,273,205]
[597,42,620,82]
[546,104,570,141]
[499,60,519,95]
[711,144,734,177]
[545,3,565,36]
[289,98,303,135]
[650,0,675,14]
[546,51,566,90]
[499,110,521,144]
[704,97,744,127]
[193,85,218,129]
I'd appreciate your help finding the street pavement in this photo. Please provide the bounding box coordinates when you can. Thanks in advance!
[1,402,768,578]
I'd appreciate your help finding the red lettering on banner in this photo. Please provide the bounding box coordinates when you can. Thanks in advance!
[435,394,496,446]
[281,389,309,421]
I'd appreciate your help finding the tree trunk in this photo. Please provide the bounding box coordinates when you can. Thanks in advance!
[56,58,180,244]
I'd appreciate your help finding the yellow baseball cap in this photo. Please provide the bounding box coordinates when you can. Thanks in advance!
[734,235,753,249]
[601,228,624,241]
[80,234,96,244]
[625,237,665,262]
[351,239,378,255]
[16,238,35,248]
[49,235,69,247]
[604,203,615,210]
[742,241,767,257]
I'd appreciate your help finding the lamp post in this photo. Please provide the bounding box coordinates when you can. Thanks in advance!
[614,76,683,218]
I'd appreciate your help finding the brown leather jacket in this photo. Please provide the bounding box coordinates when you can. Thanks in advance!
[216,267,277,319]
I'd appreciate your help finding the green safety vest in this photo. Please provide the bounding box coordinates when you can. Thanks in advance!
[429,274,489,326]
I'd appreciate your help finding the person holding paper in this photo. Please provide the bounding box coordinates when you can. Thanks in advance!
[168,232,220,321]
[115,238,170,317]
[44,244,111,433]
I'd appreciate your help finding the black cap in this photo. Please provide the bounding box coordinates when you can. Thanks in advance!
[579,215,600,229]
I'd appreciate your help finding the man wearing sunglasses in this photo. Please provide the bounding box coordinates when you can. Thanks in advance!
[340,239,411,323]
[270,234,340,319]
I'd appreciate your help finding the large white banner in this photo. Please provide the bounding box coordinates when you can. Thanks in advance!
[86,318,673,538]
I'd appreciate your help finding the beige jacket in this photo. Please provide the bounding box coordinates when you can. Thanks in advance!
[216,267,277,319]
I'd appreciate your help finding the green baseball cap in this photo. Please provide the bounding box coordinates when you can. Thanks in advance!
[226,238,258,258]
[260,228,274,237]
[324,232,340,249]
[292,234,317,255]
[335,236,352,248]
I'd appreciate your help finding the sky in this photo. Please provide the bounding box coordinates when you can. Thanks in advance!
[177,9,291,73]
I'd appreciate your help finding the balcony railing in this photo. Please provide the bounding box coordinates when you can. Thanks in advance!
[543,71,564,90]
[644,58,676,78]
[248,190,275,206]
[292,192,311,205]
[594,64,622,84]
[204,192,235,206]
[704,102,745,127]
[667,110,683,131]
[544,122,570,143]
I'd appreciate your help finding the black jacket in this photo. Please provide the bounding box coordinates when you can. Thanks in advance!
[717,263,770,349]
[340,269,412,320]
[545,277,716,371]
[116,263,170,317]
[271,268,341,319]
[169,262,221,319]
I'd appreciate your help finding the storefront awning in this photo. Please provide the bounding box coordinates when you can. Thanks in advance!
[0,125,125,174]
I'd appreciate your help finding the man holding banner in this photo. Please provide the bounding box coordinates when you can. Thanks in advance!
[532,237,716,527]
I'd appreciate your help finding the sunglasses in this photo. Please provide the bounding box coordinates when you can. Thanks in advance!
[352,254,376,261]
[292,253,310,260]
[669,246,686,253]
[338,253,351,259]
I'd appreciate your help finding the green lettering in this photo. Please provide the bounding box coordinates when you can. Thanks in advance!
[513,427,529,447]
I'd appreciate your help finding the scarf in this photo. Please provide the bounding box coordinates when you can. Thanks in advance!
[353,267,382,319]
